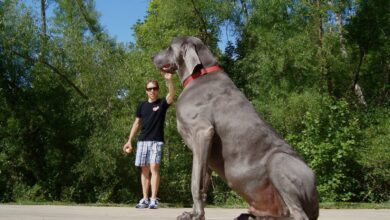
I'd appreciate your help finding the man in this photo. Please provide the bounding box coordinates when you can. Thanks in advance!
[123,73,174,209]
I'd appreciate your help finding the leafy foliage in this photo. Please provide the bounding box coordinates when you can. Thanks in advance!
[358,108,390,202]
[0,0,389,205]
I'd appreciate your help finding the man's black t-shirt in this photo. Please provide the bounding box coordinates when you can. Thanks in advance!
[136,98,170,142]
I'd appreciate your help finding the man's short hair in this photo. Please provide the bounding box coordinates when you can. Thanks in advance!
[145,80,159,89]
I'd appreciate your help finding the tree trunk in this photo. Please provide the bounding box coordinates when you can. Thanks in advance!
[328,0,347,58]
[380,62,390,104]
[190,0,209,44]
[352,48,367,107]
[316,0,332,96]
[11,49,89,100]
[335,12,347,58]
[240,0,249,22]
[39,0,47,62]
[317,1,324,48]
[75,0,102,40]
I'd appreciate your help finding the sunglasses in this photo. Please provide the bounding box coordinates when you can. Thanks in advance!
[146,87,159,92]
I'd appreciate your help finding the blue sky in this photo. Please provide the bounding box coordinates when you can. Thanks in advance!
[95,0,232,49]
[25,0,232,49]
[24,0,149,44]
[95,0,148,44]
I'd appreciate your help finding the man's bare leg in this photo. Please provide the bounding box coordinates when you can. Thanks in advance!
[150,163,160,200]
[141,166,151,200]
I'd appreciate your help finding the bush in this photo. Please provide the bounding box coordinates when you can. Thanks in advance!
[12,183,45,202]
[359,108,390,202]
[291,98,364,201]
[254,91,364,202]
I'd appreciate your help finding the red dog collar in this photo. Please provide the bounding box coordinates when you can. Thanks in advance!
[182,65,222,87]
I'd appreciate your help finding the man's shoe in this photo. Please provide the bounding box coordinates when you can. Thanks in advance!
[135,198,149,208]
[148,199,158,209]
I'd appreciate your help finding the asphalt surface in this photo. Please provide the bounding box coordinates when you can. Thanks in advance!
[0,205,389,220]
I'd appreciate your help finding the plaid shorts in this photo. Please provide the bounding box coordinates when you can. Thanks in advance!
[135,141,163,167]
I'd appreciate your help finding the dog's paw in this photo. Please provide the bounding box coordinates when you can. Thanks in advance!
[176,211,192,220]
[176,211,205,220]
[234,213,257,220]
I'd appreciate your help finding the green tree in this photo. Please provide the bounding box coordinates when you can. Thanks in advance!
[223,0,388,202]
[1,0,388,204]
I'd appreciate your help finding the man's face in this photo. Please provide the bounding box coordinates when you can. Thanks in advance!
[146,82,159,101]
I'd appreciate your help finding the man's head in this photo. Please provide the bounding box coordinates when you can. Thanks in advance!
[145,80,159,102]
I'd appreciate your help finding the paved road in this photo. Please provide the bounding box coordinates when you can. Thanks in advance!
[0,205,389,220]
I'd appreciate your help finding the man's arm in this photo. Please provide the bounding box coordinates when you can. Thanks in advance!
[123,117,141,154]
[163,73,175,104]
[128,117,141,142]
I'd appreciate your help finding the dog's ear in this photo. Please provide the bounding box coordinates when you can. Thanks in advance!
[180,43,201,80]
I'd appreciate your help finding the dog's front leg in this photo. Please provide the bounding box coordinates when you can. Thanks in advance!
[177,126,214,220]
[201,168,212,203]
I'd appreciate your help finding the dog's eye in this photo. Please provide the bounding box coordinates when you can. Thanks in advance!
[168,46,175,55]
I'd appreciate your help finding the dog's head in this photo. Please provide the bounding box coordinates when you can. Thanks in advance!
[152,36,218,84]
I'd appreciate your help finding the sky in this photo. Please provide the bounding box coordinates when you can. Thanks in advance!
[25,0,232,49]
[94,0,232,49]
[94,0,148,44]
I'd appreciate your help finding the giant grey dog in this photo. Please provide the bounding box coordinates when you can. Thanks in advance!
[152,36,319,220]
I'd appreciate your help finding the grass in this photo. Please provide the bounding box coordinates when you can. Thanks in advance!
[4,201,390,209]
[319,202,390,209]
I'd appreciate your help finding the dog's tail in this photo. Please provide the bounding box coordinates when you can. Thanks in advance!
[305,182,320,220]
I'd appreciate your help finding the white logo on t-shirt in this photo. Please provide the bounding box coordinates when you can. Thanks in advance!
[153,106,160,111]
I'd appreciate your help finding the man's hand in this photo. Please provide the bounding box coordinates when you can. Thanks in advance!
[161,72,172,80]
[161,72,173,81]
[162,72,175,104]
[123,141,133,154]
